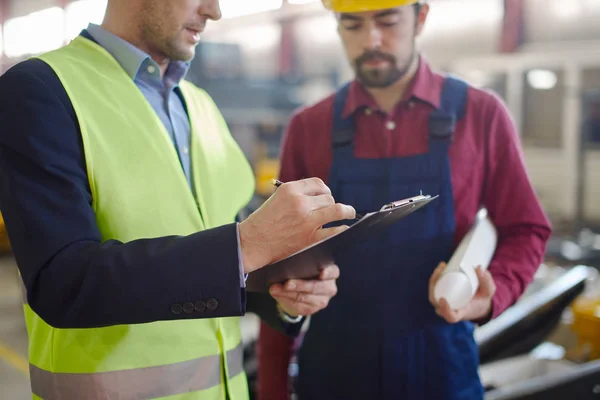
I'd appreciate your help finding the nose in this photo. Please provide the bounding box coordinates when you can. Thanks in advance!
[365,21,383,50]
[199,0,222,21]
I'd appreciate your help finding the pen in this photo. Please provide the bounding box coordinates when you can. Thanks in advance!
[271,179,363,220]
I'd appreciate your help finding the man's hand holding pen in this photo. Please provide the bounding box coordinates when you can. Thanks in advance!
[239,178,355,318]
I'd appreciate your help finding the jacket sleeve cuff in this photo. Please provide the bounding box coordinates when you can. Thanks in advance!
[166,223,246,321]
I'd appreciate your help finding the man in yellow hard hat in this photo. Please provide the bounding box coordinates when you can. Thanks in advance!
[0,0,357,398]
[257,0,552,398]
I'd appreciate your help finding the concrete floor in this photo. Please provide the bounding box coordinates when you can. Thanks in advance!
[0,256,30,399]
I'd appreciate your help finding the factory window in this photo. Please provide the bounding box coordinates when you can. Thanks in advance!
[581,69,600,146]
[219,0,283,19]
[4,7,65,59]
[66,0,108,41]
[482,73,507,102]
[456,70,507,102]
[521,68,564,148]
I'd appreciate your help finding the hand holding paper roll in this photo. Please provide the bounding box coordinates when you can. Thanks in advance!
[430,262,496,323]
[429,209,498,322]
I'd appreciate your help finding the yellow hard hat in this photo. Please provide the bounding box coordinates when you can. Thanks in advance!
[322,0,420,13]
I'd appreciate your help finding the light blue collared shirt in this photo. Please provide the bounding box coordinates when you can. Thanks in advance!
[86,24,247,287]
[87,24,193,188]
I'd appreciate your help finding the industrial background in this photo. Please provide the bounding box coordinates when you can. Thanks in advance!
[2,0,600,398]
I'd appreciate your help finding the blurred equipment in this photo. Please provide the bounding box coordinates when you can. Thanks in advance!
[483,358,600,400]
[0,212,11,253]
[476,265,600,399]
[475,265,589,365]
[546,228,600,269]
[253,122,282,197]
[186,41,334,204]
[571,297,600,361]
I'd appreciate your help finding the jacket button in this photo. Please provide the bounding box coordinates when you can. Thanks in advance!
[207,298,219,311]
[183,302,195,313]
[171,304,183,315]
[195,300,207,312]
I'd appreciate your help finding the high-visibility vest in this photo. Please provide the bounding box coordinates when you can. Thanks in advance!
[24,35,255,399]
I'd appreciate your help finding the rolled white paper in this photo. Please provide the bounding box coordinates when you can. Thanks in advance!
[433,208,497,310]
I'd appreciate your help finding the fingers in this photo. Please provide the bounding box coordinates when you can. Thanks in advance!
[319,265,340,280]
[274,296,330,317]
[475,266,496,297]
[271,279,338,297]
[295,178,332,196]
[310,194,336,210]
[429,262,465,324]
[312,203,356,226]
[270,284,335,312]
[269,268,340,316]
[291,278,338,296]
[435,298,465,324]
[428,262,446,305]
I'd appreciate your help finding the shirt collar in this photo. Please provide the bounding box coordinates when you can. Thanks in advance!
[85,23,190,85]
[343,56,443,118]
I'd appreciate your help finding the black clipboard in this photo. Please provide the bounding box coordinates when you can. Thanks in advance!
[246,194,438,293]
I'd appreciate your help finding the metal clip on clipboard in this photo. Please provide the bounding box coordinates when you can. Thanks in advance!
[379,194,430,212]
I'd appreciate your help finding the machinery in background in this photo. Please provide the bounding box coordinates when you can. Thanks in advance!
[186,41,300,206]
[0,212,10,254]
[186,41,339,208]
[478,265,600,399]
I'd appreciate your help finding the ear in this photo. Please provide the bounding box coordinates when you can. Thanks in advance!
[415,3,429,36]
[335,13,342,35]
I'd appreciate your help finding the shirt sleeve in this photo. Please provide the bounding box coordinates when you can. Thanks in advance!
[479,93,553,322]
[237,223,248,287]
[0,60,246,329]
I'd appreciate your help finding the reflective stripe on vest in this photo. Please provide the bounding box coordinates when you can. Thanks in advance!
[30,342,245,399]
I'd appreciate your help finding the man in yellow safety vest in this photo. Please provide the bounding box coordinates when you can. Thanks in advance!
[0,1,355,399]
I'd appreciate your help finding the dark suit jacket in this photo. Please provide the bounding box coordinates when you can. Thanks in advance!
[0,39,300,336]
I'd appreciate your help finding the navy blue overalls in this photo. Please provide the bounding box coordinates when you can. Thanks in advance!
[295,77,484,400]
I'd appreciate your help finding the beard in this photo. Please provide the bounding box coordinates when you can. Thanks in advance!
[139,0,195,62]
[139,22,195,62]
[354,43,416,89]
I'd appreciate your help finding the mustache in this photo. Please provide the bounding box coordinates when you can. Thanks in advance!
[185,21,207,32]
[355,50,396,67]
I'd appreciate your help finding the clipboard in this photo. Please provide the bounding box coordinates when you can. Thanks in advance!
[246,194,438,293]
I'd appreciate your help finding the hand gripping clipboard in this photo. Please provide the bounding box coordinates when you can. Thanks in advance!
[246,194,438,293]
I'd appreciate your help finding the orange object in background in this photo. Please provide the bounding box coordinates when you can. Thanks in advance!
[255,158,280,197]
[0,212,11,253]
[571,296,600,361]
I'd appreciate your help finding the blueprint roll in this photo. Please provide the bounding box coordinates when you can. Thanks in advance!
[434,209,497,310]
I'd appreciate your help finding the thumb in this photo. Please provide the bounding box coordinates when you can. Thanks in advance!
[475,267,495,297]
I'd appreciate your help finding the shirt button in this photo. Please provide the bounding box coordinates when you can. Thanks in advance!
[207,298,219,311]
[183,147,189,155]
[408,101,415,109]
[183,302,195,313]
[364,108,373,115]
[386,121,396,130]
[171,304,183,315]
[147,65,156,74]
